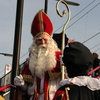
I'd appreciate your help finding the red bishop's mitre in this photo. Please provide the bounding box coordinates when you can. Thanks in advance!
[31,9,53,37]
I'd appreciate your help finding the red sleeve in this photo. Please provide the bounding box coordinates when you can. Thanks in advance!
[55,51,62,61]
[53,90,66,100]
[51,51,62,72]
[21,63,32,76]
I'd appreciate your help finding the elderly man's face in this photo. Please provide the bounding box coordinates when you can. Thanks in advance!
[35,34,50,46]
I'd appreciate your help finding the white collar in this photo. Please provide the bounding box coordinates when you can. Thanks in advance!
[60,76,100,91]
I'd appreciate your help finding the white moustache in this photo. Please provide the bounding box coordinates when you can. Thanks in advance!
[38,44,47,49]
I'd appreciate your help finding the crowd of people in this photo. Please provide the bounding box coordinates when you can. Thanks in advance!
[14,9,100,100]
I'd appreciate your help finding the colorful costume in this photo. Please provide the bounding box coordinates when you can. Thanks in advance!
[21,51,62,100]
[53,76,100,100]
[53,42,100,100]
[14,9,65,100]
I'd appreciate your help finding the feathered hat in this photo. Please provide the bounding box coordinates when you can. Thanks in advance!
[31,9,53,38]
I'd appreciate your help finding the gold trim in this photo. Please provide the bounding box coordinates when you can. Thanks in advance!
[61,94,64,100]
[22,75,33,83]
[54,93,64,100]
[0,95,5,100]
[39,9,44,33]
[48,71,61,80]
[46,78,49,100]
[65,87,70,100]
[35,32,51,38]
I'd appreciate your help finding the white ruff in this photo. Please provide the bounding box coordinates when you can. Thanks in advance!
[60,76,100,91]
[29,39,60,78]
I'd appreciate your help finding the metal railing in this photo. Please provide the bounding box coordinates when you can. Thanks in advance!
[0,63,100,100]
[0,61,26,100]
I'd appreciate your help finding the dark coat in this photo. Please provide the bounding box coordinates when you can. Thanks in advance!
[53,84,100,100]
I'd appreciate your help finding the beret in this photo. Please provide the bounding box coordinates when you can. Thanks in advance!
[63,42,94,67]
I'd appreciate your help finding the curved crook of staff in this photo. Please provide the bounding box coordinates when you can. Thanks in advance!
[56,0,71,80]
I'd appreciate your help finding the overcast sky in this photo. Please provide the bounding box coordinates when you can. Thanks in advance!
[0,0,100,77]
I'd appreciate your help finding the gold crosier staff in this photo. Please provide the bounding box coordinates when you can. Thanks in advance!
[56,0,71,80]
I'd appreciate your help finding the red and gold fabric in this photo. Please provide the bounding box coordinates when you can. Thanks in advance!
[31,9,53,38]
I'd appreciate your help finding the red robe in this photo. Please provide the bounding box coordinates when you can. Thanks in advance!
[20,51,62,100]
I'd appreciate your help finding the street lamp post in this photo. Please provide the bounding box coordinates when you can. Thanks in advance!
[10,0,24,100]
[0,53,13,57]
[44,0,80,14]
[44,0,48,13]
[56,0,80,6]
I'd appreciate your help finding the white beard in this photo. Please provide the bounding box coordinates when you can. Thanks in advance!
[29,40,59,79]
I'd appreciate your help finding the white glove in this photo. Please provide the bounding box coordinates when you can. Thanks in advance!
[14,74,25,86]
